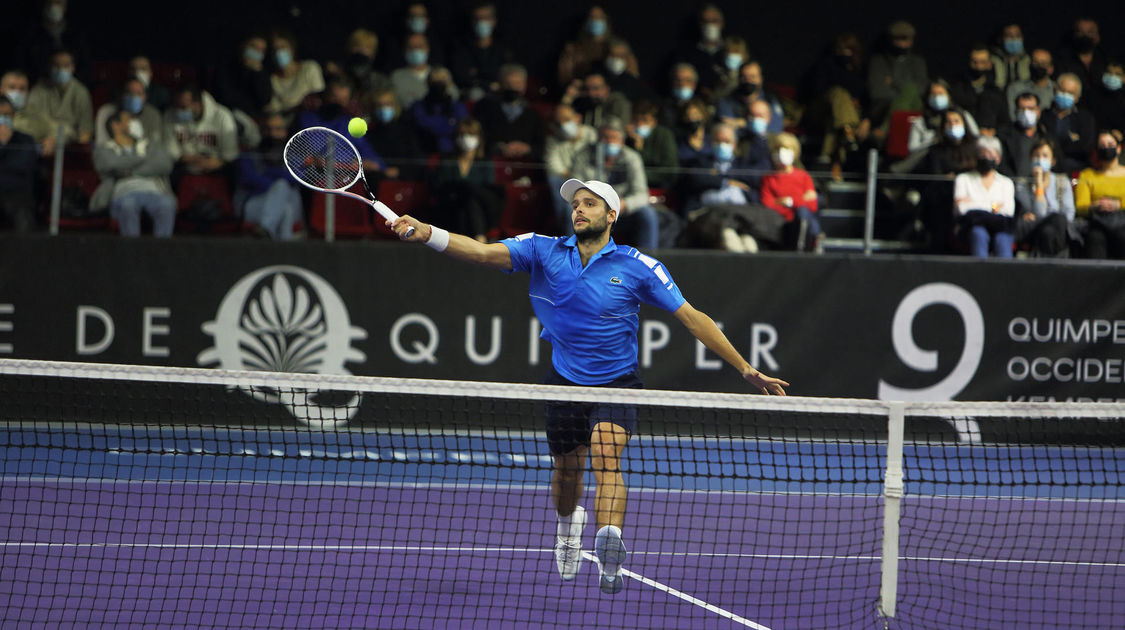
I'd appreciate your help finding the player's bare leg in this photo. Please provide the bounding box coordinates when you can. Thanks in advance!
[590,421,630,594]
[552,446,587,517]
[551,446,588,581]
[589,423,629,528]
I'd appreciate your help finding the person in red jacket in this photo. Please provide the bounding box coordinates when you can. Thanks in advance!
[760,132,822,252]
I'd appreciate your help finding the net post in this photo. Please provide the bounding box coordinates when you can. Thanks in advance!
[878,401,905,620]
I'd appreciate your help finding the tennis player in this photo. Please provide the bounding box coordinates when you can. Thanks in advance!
[388,179,788,595]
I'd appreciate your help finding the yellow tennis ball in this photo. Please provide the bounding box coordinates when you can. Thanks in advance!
[347,117,367,138]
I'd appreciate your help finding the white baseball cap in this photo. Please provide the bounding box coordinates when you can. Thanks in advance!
[559,178,621,212]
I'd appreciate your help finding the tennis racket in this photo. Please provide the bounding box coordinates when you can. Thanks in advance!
[283,126,413,237]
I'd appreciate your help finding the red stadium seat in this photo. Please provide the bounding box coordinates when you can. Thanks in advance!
[175,173,239,234]
[886,110,922,159]
[499,183,551,237]
[56,170,111,232]
[375,180,432,238]
[308,189,373,238]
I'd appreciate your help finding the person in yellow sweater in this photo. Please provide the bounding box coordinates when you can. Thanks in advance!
[1075,130,1125,258]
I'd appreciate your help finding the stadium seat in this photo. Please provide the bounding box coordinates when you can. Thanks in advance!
[152,62,197,88]
[175,173,239,234]
[308,189,373,238]
[499,183,551,237]
[56,169,110,231]
[374,179,432,238]
[886,110,922,159]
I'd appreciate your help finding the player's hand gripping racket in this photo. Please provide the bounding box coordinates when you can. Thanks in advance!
[283,126,413,237]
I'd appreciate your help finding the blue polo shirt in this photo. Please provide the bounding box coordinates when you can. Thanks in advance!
[501,234,686,385]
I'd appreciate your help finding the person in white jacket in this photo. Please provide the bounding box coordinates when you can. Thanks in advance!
[163,86,238,176]
[954,136,1016,258]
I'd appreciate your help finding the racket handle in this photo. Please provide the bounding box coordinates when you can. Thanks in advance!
[373,200,415,238]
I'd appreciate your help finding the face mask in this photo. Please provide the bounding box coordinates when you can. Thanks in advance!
[714,142,734,162]
[776,147,795,166]
[1003,38,1024,55]
[376,105,395,123]
[1032,157,1052,171]
[1054,92,1075,110]
[928,93,949,111]
[275,49,293,68]
[560,120,579,139]
[587,18,607,37]
[134,69,152,87]
[976,157,997,174]
[635,124,652,139]
[968,67,988,80]
[725,53,743,72]
[701,23,721,42]
[407,16,427,33]
[0,115,12,129]
[1074,35,1096,54]
[122,94,144,114]
[457,134,480,153]
[1029,65,1048,81]
[52,68,72,85]
[602,141,622,157]
[604,56,626,76]
[45,4,64,23]
[1103,74,1123,91]
[244,48,265,64]
[405,49,428,66]
[674,86,694,101]
[750,116,768,136]
[474,20,494,39]
[501,88,521,103]
[1018,108,1038,128]
[945,124,966,140]
[127,119,145,139]
[4,90,26,110]
[1097,145,1118,162]
[175,108,194,123]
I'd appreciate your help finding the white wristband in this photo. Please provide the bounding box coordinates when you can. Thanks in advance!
[425,225,450,252]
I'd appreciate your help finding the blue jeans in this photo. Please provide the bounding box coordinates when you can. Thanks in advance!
[795,206,821,239]
[111,190,176,237]
[962,210,1014,258]
[244,179,301,240]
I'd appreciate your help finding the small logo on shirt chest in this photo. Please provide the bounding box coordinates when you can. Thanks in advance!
[609,276,623,285]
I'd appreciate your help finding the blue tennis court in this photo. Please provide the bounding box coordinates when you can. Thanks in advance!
[2,426,1122,629]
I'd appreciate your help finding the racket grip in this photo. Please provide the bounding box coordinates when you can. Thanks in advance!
[373,200,414,238]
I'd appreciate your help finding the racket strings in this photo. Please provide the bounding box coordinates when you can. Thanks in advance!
[284,129,362,191]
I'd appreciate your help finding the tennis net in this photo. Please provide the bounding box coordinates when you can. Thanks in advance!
[0,359,1121,629]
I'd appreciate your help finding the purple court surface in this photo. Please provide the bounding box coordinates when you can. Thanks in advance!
[2,428,1123,628]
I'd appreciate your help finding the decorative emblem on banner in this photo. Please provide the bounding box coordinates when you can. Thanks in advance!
[197,265,367,427]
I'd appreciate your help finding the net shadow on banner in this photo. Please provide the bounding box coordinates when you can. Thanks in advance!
[0,359,1121,630]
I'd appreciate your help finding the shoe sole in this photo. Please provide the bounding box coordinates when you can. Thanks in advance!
[555,507,588,581]
[594,529,626,595]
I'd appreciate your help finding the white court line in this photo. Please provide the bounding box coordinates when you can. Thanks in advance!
[2,542,1121,568]
[4,476,1123,502]
[580,551,772,630]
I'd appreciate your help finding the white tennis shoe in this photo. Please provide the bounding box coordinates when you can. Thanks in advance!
[594,525,626,594]
[554,505,587,581]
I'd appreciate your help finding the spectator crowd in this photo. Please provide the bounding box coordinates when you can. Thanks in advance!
[2,0,1124,259]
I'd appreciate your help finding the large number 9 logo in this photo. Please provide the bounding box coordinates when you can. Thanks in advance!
[877,282,985,401]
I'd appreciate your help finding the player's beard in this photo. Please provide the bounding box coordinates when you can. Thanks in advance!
[574,213,609,243]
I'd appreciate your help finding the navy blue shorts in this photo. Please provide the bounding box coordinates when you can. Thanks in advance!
[543,368,643,456]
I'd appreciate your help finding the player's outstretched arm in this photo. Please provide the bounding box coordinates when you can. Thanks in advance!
[389,215,512,270]
[673,302,789,395]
